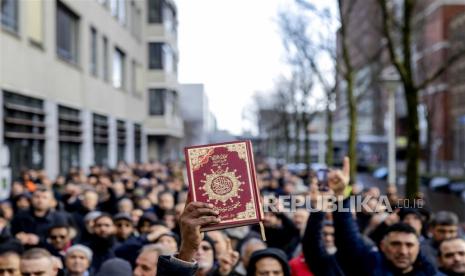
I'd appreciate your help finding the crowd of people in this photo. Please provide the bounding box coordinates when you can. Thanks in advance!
[0,158,464,276]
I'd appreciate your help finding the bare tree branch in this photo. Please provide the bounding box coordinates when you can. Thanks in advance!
[379,0,408,83]
[417,48,465,91]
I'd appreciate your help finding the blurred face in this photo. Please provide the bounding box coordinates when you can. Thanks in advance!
[0,203,13,221]
[31,191,52,212]
[194,241,214,270]
[381,232,419,273]
[138,221,152,235]
[263,213,280,228]
[163,214,176,230]
[49,227,70,250]
[208,231,228,257]
[118,200,134,214]
[432,225,458,242]
[243,242,266,268]
[82,191,98,210]
[159,193,174,211]
[65,251,90,275]
[133,251,158,276]
[138,198,152,210]
[16,197,30,210]
[255,257,283,276]
[0,253,21,276]
[403,214,422,236]
[115,220,134,240]
[113,182,126,197]
[20,257,57,276]
[156,236,177,254]
[322,225,335,252]
[94,217,115,238]
[131,209,143,225]
[438,239,465,274]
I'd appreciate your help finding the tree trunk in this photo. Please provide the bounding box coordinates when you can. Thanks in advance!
[338,0,357,184]
[303,112,311,165]
[294,113,301,163]
[325,102,334,167]
[405,85,420,199]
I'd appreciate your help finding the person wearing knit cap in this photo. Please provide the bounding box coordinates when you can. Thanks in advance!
[65,244,92,276]
[247,248,291,276]
[153,231,179,255]
[113,213,136,243]
[96,258,132,276]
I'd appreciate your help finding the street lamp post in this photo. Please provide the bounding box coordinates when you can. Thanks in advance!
[381,66,400,187]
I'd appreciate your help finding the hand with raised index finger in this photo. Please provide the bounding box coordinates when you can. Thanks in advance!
[328,156,350,197]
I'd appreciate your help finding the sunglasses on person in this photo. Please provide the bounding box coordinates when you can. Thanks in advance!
[50,235,66,240]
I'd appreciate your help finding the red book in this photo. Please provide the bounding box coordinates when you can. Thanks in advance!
[184,140,264,232]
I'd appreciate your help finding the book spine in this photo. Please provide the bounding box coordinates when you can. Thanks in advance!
[246,140,264,221]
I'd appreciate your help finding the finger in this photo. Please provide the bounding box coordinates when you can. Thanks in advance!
[343,156,350,177]
[184,202,211,214]
[226,238,232,252]
[191,208,219,218]
[193,216,221,226]
[186,201,215,210]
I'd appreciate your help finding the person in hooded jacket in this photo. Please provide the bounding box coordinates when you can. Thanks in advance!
[247,248,291,276]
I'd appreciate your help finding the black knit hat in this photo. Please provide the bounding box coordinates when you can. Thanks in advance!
[247,248,290,276]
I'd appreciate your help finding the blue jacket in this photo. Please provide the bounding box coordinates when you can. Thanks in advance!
[333,199,441,276]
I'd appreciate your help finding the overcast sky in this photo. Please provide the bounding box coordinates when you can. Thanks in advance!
[176,0,289,135]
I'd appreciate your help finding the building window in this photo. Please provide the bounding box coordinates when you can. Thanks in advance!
[3,91,45,179]
[118,0,126,25]
[93,114,108,166]
[102,36,109,82]
[148,42,163,69]
[113,47,126,89]
[134,123,141,163]
[163,44,174,73]
[110,0,126,25]
[117,120,126,162]
[56,1,79,64]
[27,0,44,45]
[90,27,98,76]
[58,105,81,174]
[149,89,165,115]
[148,0,162,23]
[1,0,19,32]
[163,1,177,35]
[166,90,179,116]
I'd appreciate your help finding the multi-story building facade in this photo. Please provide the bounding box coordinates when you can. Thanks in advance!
[145,0,183,161]
[0,0,184,179]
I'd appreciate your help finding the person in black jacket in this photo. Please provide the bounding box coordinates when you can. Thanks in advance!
[302,210,345,276]
[11,186,69,247]
[84,213,120,273]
